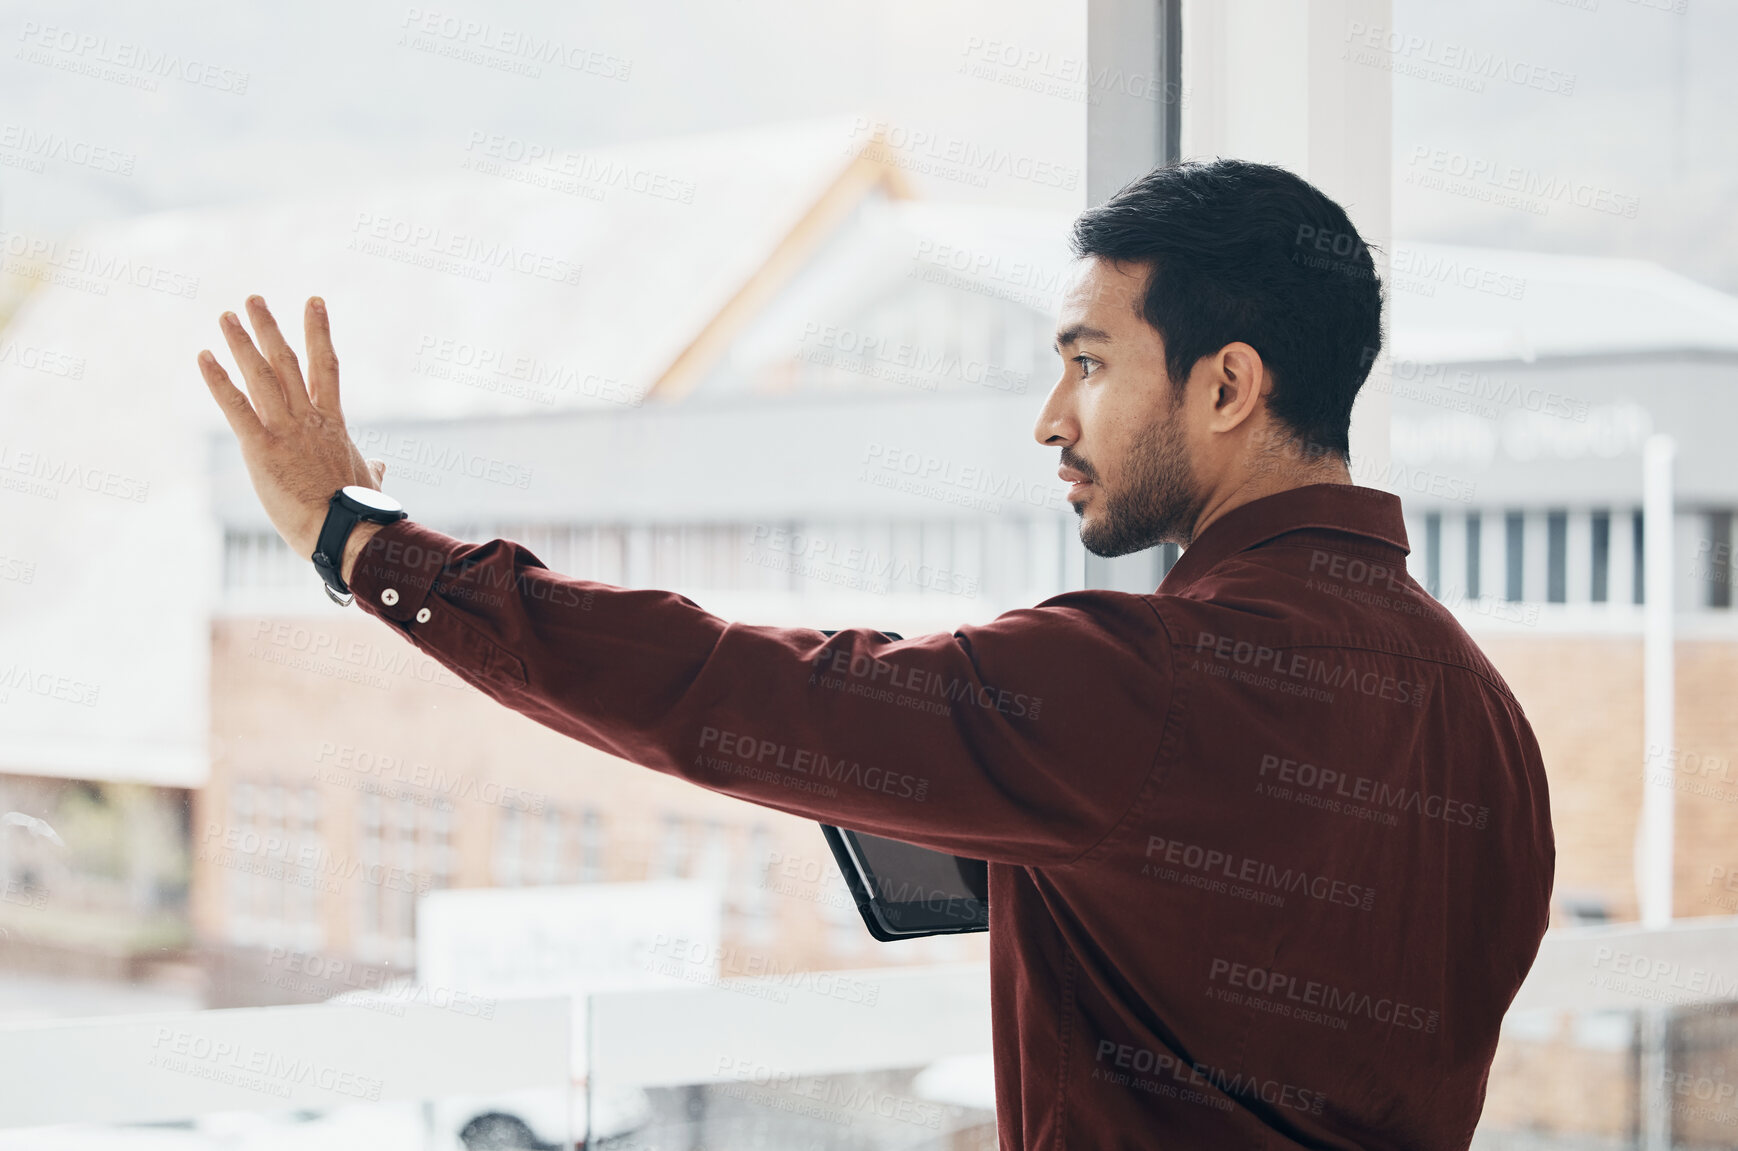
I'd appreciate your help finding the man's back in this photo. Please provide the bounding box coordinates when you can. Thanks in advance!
[989,483,1555,1149]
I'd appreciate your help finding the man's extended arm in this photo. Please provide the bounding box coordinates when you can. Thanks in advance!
[343,517,1173,866]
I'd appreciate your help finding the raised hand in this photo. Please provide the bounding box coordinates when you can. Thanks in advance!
[197,295,387,560]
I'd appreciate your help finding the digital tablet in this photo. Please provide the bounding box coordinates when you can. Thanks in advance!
[820,824,989,941]
[816,629,990,941]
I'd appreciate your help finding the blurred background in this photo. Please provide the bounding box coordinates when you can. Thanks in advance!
[0,0,1735,1147]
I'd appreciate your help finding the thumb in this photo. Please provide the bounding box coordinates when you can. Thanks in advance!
[367,458,387,487]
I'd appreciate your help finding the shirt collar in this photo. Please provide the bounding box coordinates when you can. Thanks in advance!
[1157,483,1410,595]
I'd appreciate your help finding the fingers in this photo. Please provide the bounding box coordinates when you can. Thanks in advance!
[219,308,292,428]
[367,458,387,487]
[196,349,265,441]
[304,296,342,412]
[244,296,313,417]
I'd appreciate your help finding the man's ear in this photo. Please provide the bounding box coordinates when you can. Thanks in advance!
[1209,342,1265,432]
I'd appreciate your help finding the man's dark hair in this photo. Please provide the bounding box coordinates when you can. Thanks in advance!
[1069,159,1384,459]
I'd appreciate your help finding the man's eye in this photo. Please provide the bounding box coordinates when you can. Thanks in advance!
[1074,356,1097,378]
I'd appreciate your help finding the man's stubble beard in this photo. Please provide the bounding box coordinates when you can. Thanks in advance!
[1076,394,1206,558]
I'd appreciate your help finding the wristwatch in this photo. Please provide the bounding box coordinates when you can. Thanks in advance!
[312,485,408,605]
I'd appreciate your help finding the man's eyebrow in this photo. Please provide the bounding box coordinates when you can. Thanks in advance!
[1052,323,1112,353]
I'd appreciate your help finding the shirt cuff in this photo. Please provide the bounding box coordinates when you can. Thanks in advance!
[346,519,455,625]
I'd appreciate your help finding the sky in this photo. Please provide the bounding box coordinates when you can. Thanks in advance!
[1,0,1734,289]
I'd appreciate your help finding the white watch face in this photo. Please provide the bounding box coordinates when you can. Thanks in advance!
[342,485,403,515]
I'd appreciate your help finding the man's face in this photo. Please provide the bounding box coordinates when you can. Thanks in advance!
[1034,256,1206,556]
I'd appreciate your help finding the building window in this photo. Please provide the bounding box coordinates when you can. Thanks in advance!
[494,806,523,887]
[578,808,605,883]
[1706,511,1733,609]
[1466,513,1481,600]
[1633,510,1646,605]
[1590,510,1610,603]
[1504,512,1525,602]
[652,814,688,879]
[1424,513,1441,598]
[1546,511,1567,604]
[540,806,564,885]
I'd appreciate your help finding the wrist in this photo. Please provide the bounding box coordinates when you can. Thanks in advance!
[341,521,388,587]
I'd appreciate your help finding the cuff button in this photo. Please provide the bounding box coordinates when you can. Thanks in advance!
[415,607,431,623]
[381,588,400,606]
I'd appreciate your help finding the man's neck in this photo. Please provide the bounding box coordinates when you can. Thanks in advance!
[1186,457,1353,546]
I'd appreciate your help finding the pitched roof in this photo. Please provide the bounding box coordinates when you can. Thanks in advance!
[1388,242,1738,365]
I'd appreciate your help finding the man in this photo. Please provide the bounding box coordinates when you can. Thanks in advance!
[199,159,1554,1149]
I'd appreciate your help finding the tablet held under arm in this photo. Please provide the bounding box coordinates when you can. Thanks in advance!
[815,629,990,941]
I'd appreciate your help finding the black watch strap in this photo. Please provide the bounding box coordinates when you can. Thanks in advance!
[312,488,406,605]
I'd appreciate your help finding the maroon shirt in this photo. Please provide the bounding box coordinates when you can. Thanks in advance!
[350,481,1553,1149]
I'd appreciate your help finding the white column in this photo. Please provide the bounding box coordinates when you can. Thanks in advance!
[1439,511,1467,603]
[1609,510,1637,608]
[1522,511,1550,605]
[1480,512,1505,605]
[1566,510,1593,606]
[1638,435,1676,929]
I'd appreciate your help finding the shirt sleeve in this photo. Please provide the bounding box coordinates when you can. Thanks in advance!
[348,519,1173,867]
